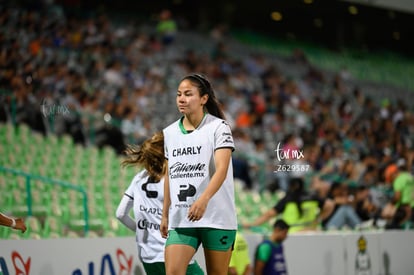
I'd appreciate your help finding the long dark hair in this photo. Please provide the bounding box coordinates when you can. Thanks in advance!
[121,131,166,182]
[287,177,305,217]
[182,73,225,119]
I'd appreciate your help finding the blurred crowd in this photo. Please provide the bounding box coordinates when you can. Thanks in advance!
[1,2,413,231]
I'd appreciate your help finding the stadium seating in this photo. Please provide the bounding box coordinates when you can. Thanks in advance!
[1,2,414,241]
[232,30,414,93]
[0,122,278,238]
[0,122,134,238]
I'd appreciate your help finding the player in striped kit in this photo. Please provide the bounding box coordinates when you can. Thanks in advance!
[161,74,238,275]
[116,131,203,275]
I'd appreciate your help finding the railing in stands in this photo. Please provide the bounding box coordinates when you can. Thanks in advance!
[0,165,89,235]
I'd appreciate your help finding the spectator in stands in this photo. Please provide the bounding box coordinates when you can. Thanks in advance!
[12,76,47,135]
[103,60,126,92]
[156,9,177,47]
[274,133,303,192]
[116,131,203,275]
[0,212,27,233]
[289,48,309,65]
[2,3,414,239]
[353,184,379,228]
[211,41,229,61]
[254,219,290,275]
[383,161,414,229]
[232,128,254,190]
[321,181,362,230]
[120,106,144,144]
[81,94,106,141]
[243,177,334,233]
[249,138,270,191]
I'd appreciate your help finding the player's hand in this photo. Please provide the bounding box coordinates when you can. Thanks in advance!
[15,218,27,233]
[188,197,208,222]
[160,216,168,238]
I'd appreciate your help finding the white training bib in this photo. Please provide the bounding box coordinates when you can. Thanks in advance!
[163,113,238,230]
[124,170,165,263]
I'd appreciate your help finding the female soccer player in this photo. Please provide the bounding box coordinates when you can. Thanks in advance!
[161,74,238,275]
[116,131,203,275]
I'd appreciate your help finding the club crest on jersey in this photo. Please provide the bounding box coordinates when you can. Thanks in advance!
[142,181,158,198]
[137,219,160,230]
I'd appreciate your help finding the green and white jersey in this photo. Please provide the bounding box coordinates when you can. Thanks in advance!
[163,113,237,230]
[123,170,165,263]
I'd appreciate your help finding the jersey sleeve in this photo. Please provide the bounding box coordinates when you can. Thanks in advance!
[115,195,136,231]
[255,241,272,262]
[115,172,144,231]
[115,180,136,231]
[214,120,235,151]
[124,179,135,199]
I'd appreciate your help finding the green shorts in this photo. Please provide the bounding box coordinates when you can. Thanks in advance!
[166,227,236,251]
[142,261,204,275]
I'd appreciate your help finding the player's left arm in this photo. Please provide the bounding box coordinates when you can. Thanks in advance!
[188,148,232,222]
[115,195,136,231]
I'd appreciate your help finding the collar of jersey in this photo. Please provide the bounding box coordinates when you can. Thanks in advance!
[179,113,207,134]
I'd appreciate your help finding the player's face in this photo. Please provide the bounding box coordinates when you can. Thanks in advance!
[176,79,208,115]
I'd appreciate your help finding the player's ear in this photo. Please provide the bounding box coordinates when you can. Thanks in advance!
[201,94,208,106]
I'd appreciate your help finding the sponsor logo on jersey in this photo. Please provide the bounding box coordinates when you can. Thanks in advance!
[177,184,196,201]
[169,162,205,179]
[139,205,162,215]
[170,162,205,173]
[137,219,160,230]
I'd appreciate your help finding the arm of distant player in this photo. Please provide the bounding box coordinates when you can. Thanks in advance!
[0,212,27,233]
[243,208,278,229]
[116,195,136,231]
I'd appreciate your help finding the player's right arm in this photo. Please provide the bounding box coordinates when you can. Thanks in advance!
[160,161,170,238]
